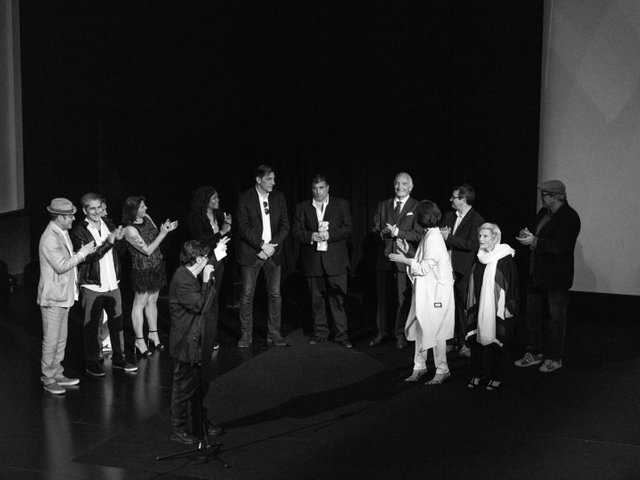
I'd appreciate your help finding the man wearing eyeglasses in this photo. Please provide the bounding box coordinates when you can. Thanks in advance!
[440,183,485,357]
[514,180,580,373]
[235,164,291,348]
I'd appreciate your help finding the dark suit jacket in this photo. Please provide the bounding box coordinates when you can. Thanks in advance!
[235,188,290,266]
[442,207,485,279]
[373,197,423,272]
[169,266,212,364]
[530,202,580,290]
[187,210,226,252]
[292,197,352,277]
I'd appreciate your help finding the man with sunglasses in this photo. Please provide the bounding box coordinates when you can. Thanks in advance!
[235,164,290,348]
[514,180,581,373]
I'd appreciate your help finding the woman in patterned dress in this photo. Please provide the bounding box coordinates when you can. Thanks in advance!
[122,196,178,358]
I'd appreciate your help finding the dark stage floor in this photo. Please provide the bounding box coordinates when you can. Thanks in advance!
[1,286,639,480]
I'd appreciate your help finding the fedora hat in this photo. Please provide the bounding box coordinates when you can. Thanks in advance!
[46,198,77,215]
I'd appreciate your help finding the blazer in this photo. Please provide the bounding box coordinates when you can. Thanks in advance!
[292,196,352,277]
[187,209,226,251]
[442,207,485,279]
[529,202,581,290]
[37,223,83,307]
[235,188,290,266]
[373,197,423,272]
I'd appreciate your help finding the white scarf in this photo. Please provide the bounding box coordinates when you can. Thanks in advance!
[476,243,514,346]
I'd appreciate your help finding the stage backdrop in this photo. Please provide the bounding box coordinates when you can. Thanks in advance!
[539,0,640,296]
[18,1,543,286]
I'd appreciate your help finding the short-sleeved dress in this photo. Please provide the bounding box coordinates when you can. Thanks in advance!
[127,217,167,293]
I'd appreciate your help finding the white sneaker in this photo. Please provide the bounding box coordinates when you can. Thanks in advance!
[43,382,66,395]
[514,352,543,367]
[539,359,562,373]
[55,376,80,386]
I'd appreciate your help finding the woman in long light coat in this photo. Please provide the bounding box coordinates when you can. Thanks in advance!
[389,200,455,385]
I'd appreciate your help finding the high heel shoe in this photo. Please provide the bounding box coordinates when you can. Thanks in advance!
[135,338,152,359]
[148,330,165,352]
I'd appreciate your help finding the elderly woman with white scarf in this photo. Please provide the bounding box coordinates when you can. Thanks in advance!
[389,200,455,385]
[465,223,518,391]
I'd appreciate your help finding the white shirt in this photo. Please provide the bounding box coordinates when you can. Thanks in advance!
[452,209,468,235]
[257,187,272,244]
[313,196,329,222]
[82,219,119,292]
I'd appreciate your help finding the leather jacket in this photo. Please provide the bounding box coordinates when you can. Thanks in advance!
[70,219,121,287]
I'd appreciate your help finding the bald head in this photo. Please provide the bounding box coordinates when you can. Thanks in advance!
[394,172,413,200]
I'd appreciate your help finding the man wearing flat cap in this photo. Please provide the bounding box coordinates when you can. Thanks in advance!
[514,180,581,373]
[38,198,96,394]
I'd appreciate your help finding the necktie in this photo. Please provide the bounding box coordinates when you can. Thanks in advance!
[394,201,401,216]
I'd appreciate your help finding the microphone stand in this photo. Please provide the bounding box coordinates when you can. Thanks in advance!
[157,276,230,468]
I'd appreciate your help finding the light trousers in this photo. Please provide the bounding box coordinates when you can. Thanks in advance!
[40,306,70,384]
[413,335,449,374]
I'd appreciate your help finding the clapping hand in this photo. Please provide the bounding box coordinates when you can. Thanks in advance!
[79,241,96,258]
[395,238,409,254]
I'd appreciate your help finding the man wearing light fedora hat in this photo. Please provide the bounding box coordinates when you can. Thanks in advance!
[38,198,96,394]
[514,180,581,373]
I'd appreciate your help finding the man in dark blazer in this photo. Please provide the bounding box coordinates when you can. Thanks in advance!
[441,183,485,355]
[169,240,225,445]
[235,164,290,347]
[292,174,353,348]
[514,179,580,373]
[370,172,423,349]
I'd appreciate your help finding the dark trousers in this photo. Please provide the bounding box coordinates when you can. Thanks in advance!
[375,269,411,338]
[470,336,505,381]
[526,287,569,360]
[208,262,224,341]
[452,274,470,346]
[239,258,282,338]
[170,359,211,435]
[81,288,125,364]
[307,273,348,341]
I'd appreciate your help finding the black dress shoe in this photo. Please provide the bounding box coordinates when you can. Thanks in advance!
[170,429,198,445]
[396,336,408,349]
[206,422,224,437]
[308,336,327,345]
[267,336,291,346]
[338,339,353,349]
[368,333,387,347]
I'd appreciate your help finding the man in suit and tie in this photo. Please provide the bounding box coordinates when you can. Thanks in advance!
[292,174,353,348]
[441,183,485,356]
[370,172,423,349]
[38,198,96,394]
[235,164,290,348]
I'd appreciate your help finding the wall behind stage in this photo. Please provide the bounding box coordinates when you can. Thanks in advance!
[540,0,640,296]
[19,1,542,281]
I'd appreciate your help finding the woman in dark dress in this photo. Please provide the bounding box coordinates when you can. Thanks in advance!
[465,222,518,391]
[187,186,231,349]
[122,196,178,358]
